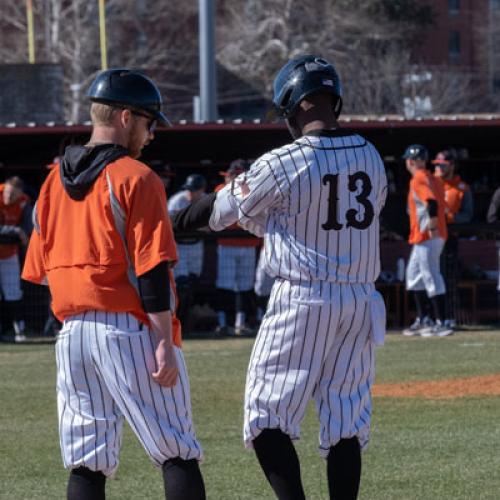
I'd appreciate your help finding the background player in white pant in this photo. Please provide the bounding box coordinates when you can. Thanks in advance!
[168,174,207,333]
[0,176,32,342]
[209,55,388,500]
[401,145,452,337]
[22,69,205,500]
[214,159,260,336]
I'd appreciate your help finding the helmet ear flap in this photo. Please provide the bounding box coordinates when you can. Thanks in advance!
[333,96,343,119]
[280,88,293,116]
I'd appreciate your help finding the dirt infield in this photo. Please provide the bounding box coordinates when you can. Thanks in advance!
[373,373,500,399]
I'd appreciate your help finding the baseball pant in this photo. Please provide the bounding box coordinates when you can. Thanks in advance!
[173,242,204,278]
[244,278,385,456]
[254,249,275,298]
[56,311,203,477]
[405,238,446,297]
[216,245,256,292]
[0,254,23,301]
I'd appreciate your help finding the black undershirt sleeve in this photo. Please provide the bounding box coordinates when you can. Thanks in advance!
[427,199,438,217]
[137,261,170,313]
[170,192,217,233]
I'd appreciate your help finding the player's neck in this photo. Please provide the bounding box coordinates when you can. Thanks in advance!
[301,119,338,135]
[88,126,128,149]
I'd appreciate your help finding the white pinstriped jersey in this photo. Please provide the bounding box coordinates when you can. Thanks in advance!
[210,129,388,284]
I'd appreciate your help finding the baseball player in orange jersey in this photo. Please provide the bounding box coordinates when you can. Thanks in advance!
[0,176,32,341]
[22,69,205,500]
[432,149,473,328]
[208,55,388,499]
[402,145,452,337]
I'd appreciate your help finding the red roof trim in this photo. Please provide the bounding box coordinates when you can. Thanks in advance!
[1,117,500,135]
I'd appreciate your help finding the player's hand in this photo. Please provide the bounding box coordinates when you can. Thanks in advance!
[152,338,178,387]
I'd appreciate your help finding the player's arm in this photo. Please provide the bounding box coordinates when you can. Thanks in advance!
[137,262,177,387]
[414,175,440,236]
[124,171,179,387]
[21,209,47,285]
[170,192,217,232]
[426,199,440,238]
[210,159,284,235]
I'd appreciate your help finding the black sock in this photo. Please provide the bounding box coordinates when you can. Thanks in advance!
[327,437,361,500]
[412,291,427,320]
[162,457,206,500]
[430,294,446,323]
[67,467,106,500]
[253,429,305,500]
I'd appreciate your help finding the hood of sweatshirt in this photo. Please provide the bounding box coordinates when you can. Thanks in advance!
[60,143,129,200]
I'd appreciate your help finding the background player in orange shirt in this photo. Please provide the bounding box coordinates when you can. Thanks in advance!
[0,176,32,342]
[402,145,452,337]
[432,149,473,328]
[22,69,205,500]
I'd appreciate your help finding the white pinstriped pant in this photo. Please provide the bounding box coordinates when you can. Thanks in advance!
[56,311,203,477]
[405,237,446,297]
[216,245,256,292]
[244,279,384,456]
[0,254,23,301]
[173,242,204,278]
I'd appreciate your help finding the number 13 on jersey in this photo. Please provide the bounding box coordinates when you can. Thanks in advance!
[322,172,375,231]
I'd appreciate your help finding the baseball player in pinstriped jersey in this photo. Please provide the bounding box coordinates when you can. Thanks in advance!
[209,55,387,499]
[22,69,205,500]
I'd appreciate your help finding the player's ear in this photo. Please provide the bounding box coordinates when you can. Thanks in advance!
[119,109,133,129]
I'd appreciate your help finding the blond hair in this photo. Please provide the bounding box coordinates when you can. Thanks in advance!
[90,102,119,126]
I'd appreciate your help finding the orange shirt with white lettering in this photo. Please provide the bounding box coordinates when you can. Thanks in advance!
[0,184,29,259]
[407,169,447,245]
[435,174,469,223]
[22,157,182,346]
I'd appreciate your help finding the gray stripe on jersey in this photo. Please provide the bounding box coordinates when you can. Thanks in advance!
[106,172,139,294]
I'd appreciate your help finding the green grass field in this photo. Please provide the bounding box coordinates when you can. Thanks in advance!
[2,330,500,499]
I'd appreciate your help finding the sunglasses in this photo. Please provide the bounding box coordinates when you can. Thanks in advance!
[113,106,157,133]
[130,110,157,133]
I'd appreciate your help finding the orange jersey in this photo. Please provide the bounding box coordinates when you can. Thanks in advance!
[0,184,29,259]
[436,174,469,223]
[214,182,260,247]
[407,169,447,245]
[22,157,183,346]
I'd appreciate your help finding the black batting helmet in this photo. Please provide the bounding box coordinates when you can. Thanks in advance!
[182,174,207,192]
[270,55,342,120]
[87,69,170,126]
[402,144,428,161]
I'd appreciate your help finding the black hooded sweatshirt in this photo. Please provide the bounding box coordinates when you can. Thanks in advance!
[59,143,170,313]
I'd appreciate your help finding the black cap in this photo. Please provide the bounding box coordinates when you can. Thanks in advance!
[87,68,170,126]
[181,174,207,192]
[402,144,428,161]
